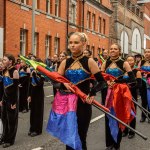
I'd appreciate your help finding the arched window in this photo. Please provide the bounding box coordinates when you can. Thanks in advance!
[120,31,129,54]
[131,28,142,53]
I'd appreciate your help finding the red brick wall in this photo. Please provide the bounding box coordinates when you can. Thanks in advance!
[5,0,112,59]
[0,0,4,28]
[144,4,150,48]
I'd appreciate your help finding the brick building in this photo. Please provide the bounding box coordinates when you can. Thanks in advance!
[0,0,4,57]
[110,0,144,57]
[143,3,150,49]
[1,0,113,60]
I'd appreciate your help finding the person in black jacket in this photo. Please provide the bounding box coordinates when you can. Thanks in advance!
[0,54,19,148]
[122,55,142,139]
[28,58,44,137]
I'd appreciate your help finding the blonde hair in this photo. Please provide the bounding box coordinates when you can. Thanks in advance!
[70,32,88,43]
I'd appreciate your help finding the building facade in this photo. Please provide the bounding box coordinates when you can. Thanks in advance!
[142,3,150,49]
[2,0,113,60]
[110,0,144,56]
[0,0,4,58]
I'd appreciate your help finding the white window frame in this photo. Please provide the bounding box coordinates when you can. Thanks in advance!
[70,3,76,24]
[87,11,90,29]
[21,0,27,5]
[98,17,101,33]
[20,29,27,56]
[92,14,95,31]
[46,0,51,14]
[54,37,60,54]
[55,0,60,17]
[34,32,38,56]
[45,35,51,58]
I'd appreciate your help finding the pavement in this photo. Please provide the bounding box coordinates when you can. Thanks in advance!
[1,83,150,150]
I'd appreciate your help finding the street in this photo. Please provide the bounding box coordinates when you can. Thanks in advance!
[2,83,150,150]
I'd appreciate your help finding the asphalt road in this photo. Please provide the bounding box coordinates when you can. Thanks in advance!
[2,83,150,150]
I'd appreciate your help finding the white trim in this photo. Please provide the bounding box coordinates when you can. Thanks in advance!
[21,5,29,11]
[144,34,150,40]
[55,18,61,23]
[32,147,43,150]
[144,13,150,22]
[46,15,52,19]
[86,1,111,17]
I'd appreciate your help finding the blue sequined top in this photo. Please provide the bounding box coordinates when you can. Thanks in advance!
[65,69,90,85]
[31,76,40,86]
[3,76,13,88]
[141,66,150,72]
[106,68,124,78]
[19,71,27,77]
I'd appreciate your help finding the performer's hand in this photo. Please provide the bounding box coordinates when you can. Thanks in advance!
[63,83,75,93]
[11,104,16,109]
[27,96,31,103]
[107,80,115,88]
[0,101,2,106]
[18,84,22,88]
[86,95,94,104]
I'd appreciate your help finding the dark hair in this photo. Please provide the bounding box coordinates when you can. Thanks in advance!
[134,54,142,59]
[36,58,43,63]
[86,49,92,56]
[4,53,15,65]
[59,51,67,56]
[126,55,135,60]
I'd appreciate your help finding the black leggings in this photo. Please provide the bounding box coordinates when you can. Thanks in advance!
[66,100,92,150]
[140,83,149,118]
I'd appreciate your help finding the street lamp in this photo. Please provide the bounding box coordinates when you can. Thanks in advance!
[31,0,35,54]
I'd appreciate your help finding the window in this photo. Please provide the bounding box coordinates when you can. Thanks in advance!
[127,1,131,10]
[91,46,95,57]
[86,45,90,50]
[54,37,60,54]
[45,35,52,58]
[33,32,39,56]
[20,29,28,55]
[46,0,52,14]
[103,19,106,34]
[140,12,143,19]
[98,17,101,33]
[55,0,61,17]
[35,0,40,9]
[92,14,95,31]
[70,3,76,24]
[132,5,135,13]
[136,8,140,16]
[21,0,28,5]
[87,11,91,29]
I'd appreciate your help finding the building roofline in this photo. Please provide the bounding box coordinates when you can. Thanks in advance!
[86,0,113,15]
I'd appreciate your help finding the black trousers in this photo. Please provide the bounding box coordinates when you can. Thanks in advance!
[105,116,122,149]
[66,100,92,150]
[140,85,150,118]
[1,101,18,144]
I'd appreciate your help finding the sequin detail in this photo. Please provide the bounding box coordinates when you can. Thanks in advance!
[65,69,90,84]
[19,71,27,77]
[106,68,123,78]
[3,76,13,88]
[123,75,129,79]
[141,66,150,72]
[31,76,40,86]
